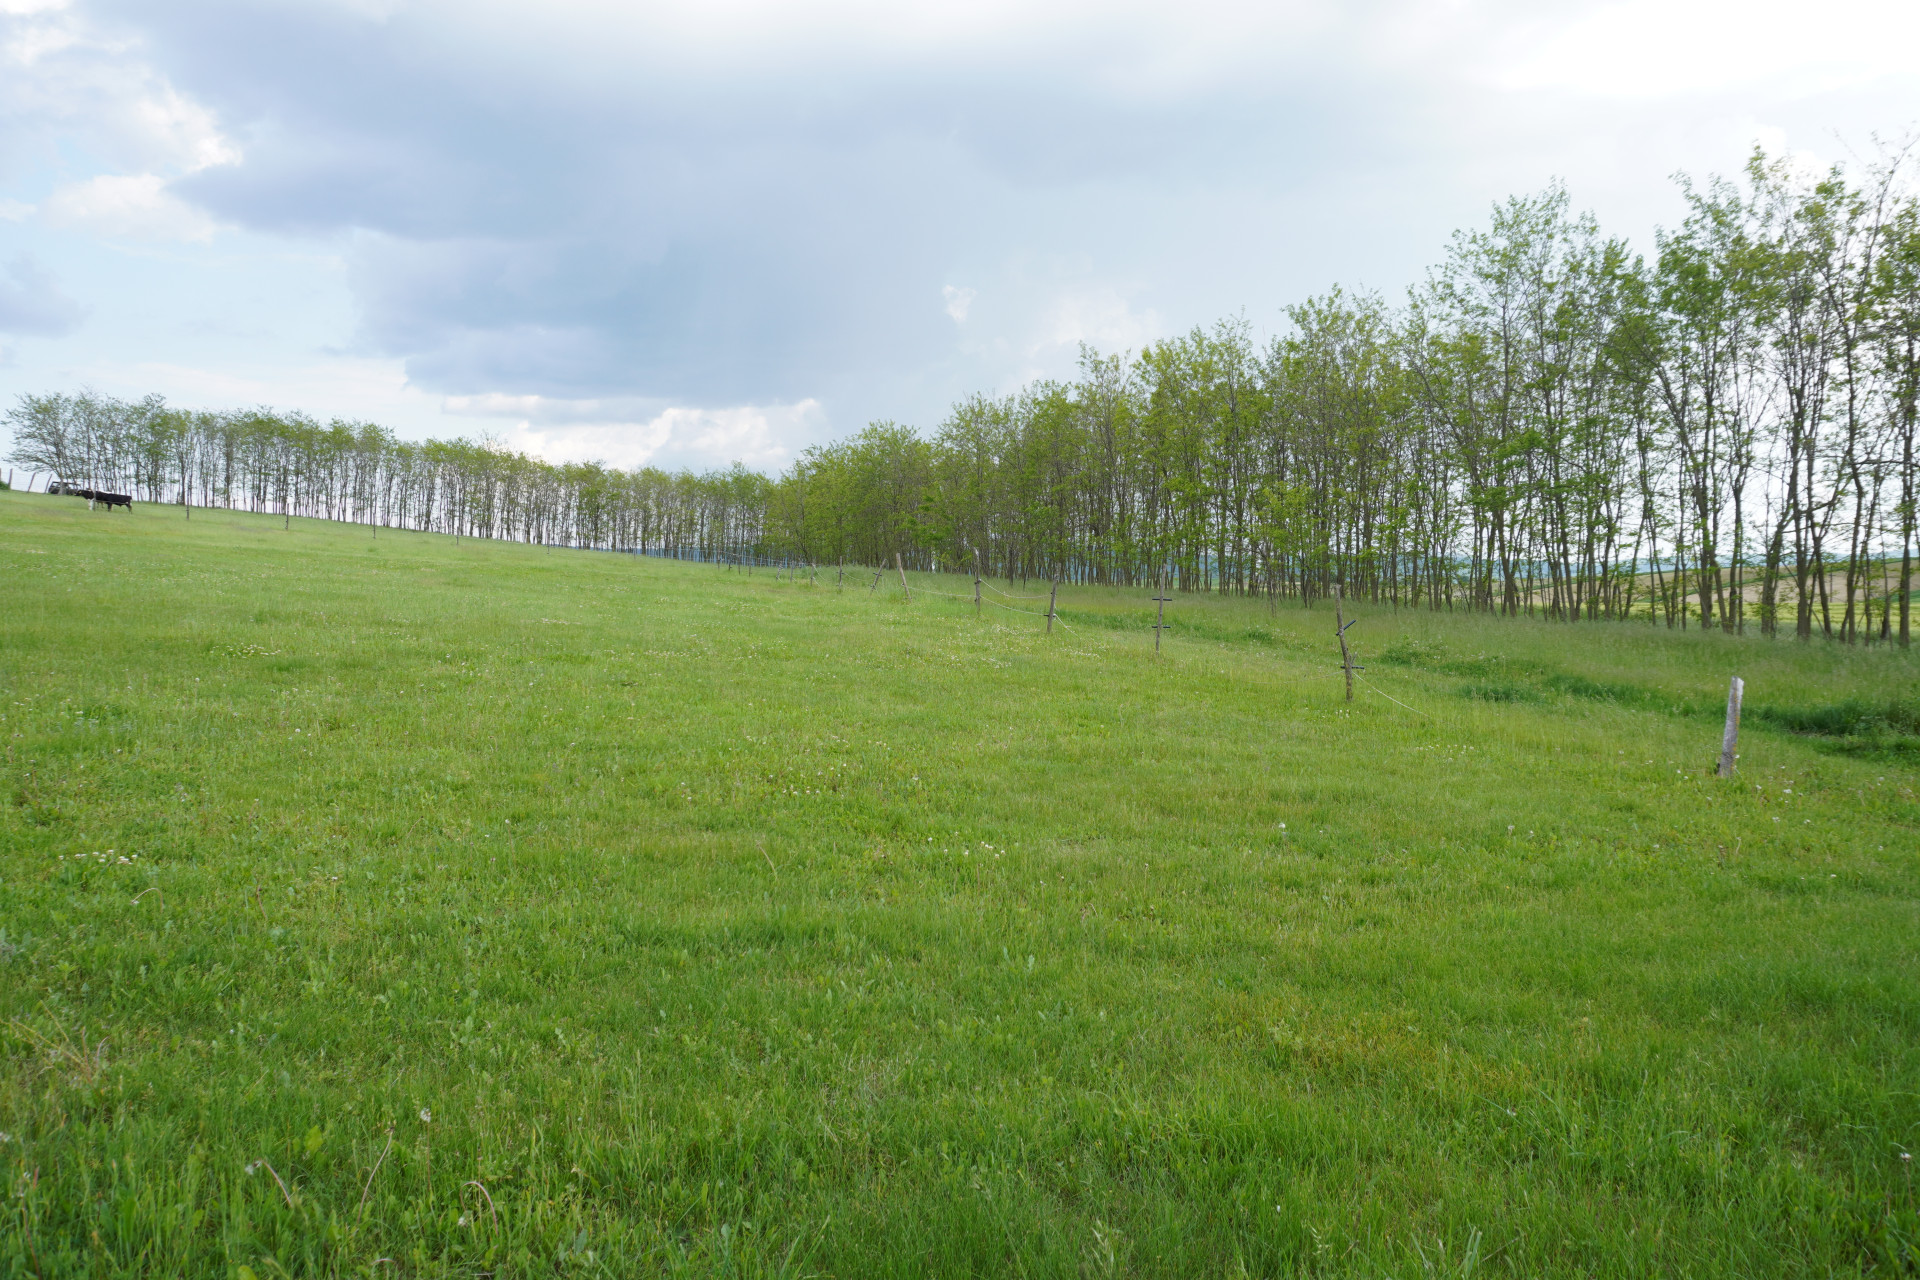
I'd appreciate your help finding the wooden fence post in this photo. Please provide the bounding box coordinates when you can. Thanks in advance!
[1717,676,1744,777]
[1334,585,1361,702]
[1047,576,1059,633]
[895,551,911,600]
[869,570,883,593]
[973,551,982,616]
[1152,587,1172,655]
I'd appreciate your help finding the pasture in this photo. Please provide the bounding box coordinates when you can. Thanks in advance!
[1,490,1916,1277]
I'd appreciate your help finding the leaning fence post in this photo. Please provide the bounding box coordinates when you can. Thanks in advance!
[1335,585,1360,703]
[1717,676,1744,777]
[895,551,911,601]
[1047,576,1060,633]
[973,551,983,617]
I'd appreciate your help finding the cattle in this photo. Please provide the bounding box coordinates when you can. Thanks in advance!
[48,481,133,509]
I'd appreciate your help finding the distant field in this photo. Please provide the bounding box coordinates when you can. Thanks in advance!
[2,490,1917,1278]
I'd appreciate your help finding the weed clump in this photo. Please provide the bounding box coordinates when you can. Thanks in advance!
[1752,697,1920,758]
[1457,680,1542,704]
[1542,672,1642,703]
[1377,636,1448,666]
[1754,697,1920,738]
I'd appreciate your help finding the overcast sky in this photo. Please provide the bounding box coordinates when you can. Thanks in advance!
[1,0,1915,474]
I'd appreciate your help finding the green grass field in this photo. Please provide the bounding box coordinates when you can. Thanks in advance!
[2,490,1917,1278]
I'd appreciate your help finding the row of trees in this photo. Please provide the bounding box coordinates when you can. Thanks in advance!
[6,146,1914,643]
[765,149,1917,644]
[3,394,773,559]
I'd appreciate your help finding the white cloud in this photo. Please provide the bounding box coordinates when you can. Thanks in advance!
[1040,287,1161,354]
[8,357,817,473]
[125,84,242,173]
[1745,126,1841,184]
[41,173,223,242]
[2,0,242,253]
[1486,0,1920,100]
[2,4,241,174]
[942,284,976,322]
[0,197,31,221]
[112,356,435,425]
[442,392,823,471]
[440,392,633,425]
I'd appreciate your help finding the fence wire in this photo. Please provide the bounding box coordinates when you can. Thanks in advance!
[687,556,1455,716]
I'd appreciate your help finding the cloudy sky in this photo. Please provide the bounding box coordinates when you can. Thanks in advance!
[1,0,1915,474]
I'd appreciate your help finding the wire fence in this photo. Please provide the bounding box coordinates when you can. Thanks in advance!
[667,553,1464,721]
[629,544,794,568]
[578,541,1453,719]
[889,576,1080,629]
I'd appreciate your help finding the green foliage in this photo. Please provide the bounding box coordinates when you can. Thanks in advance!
[1752,696,1920,738]
[1457,680,1544,704]
[1541,672,1644,703]
[12,146,1920,649]
[1749,698,1920,759]
[2,492,1918,1277]
[1376,635,1449,666]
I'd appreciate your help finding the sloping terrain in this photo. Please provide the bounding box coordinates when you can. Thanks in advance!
[2,491,1917,1277]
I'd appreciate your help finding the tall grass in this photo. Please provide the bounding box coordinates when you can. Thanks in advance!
[2,490,1917,1277]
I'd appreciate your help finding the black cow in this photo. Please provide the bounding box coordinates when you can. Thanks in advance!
[48,481,132,509]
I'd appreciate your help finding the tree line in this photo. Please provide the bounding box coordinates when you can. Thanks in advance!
[7,146,1916,644]
[768,150,1918,645]
[4,394,773,561]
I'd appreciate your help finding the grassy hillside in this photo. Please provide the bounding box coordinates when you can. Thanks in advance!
[2,490,1917,1278]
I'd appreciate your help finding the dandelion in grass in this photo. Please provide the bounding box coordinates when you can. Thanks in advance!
[420,1108,432,1123]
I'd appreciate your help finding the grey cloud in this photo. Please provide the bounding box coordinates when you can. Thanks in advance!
[0,5,237,186]
[8,0,1907,457]
[0,255,85,338]
[78,0,1408,413]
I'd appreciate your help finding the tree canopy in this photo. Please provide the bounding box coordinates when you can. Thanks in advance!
[10,147,1917,643]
